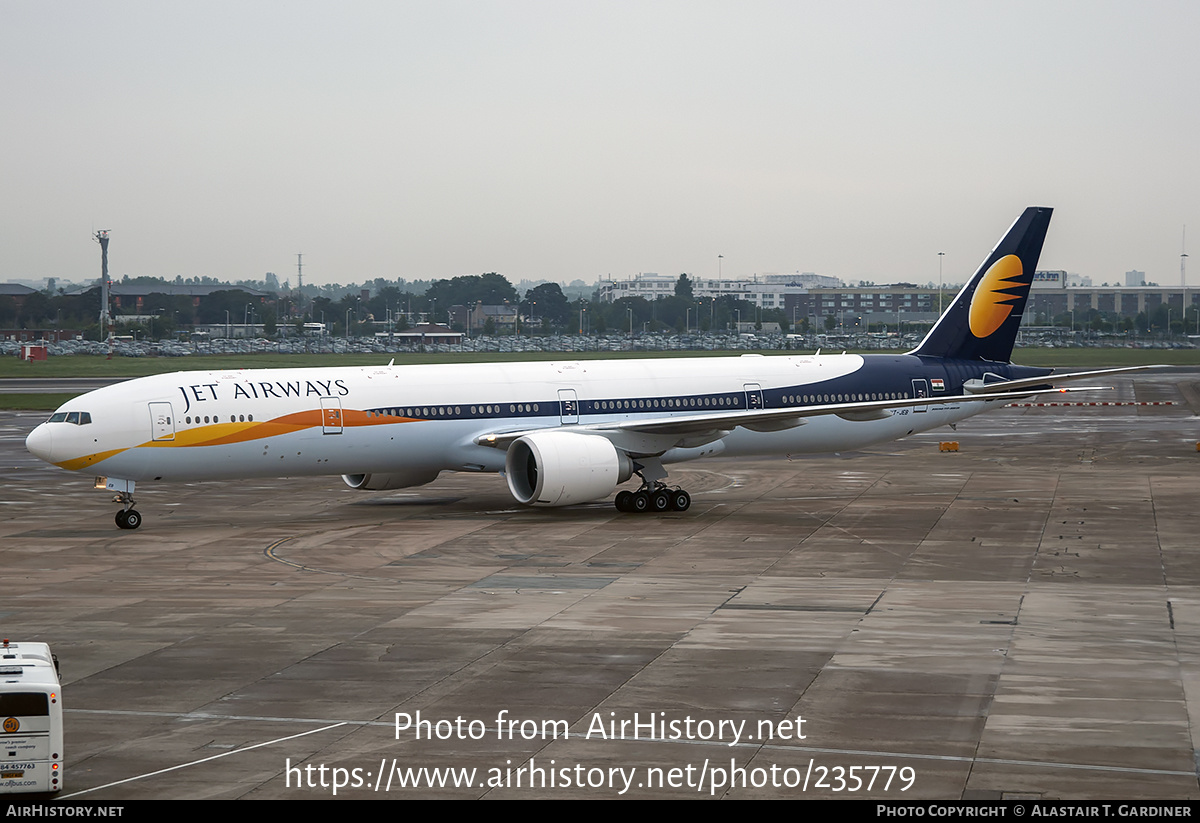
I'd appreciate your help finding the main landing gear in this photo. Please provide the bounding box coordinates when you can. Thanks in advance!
[615,485,691,514]
[613,458,691,513]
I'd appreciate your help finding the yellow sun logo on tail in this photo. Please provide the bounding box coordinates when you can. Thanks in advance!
[968,255,1026,338]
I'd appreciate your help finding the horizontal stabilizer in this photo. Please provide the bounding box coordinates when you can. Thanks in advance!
[961,365,1166,394]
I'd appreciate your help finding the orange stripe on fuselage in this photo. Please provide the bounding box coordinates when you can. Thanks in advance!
[144,409,413,448]
[53,409,420,471]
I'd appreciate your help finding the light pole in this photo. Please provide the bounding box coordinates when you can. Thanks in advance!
[938,252,945,315]
[627,307,632,337]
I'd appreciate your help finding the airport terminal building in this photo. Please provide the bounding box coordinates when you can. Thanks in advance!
[597,271,1200,329]
[596,272,841,310]
[1025,270,1200,324]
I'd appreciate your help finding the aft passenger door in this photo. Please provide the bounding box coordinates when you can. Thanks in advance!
[911,379,929,413]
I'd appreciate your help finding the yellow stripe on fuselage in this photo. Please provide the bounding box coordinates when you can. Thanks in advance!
[55,447,130,472]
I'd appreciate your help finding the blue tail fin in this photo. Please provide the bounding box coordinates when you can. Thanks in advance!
[911,207,1052,363]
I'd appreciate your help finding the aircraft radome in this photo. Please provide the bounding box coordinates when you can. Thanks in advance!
[26,207,1148,529]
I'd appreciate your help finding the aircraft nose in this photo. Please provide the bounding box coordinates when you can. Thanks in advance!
[25,424,54,463]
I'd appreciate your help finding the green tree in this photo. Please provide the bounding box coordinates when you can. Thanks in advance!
[426,272,517,308]
[525,282,571,330]
[143,292,199,325]
[20,292,50,326]
[652,295,692,331]
[674,273,694,299]
[194,290,264,325]
[606,297,653,333]
[366,285,416,326]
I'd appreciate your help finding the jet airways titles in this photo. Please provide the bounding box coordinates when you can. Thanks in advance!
[180,378,350,412]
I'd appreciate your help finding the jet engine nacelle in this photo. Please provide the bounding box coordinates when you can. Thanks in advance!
[342,470,440,491]
[505,431,634,507]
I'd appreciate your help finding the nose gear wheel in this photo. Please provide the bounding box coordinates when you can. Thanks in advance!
[112,490,142,530]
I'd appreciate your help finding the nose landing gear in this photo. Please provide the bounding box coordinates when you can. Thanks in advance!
[98,477,142,530]
[115,508,142,530]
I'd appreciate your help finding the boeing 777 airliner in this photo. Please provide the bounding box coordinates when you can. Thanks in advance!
[26,207,1140,529]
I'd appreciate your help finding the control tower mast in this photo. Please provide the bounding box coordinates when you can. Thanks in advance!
[94,230,111,335]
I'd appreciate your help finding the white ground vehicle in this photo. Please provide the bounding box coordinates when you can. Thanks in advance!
[0,641,63,794]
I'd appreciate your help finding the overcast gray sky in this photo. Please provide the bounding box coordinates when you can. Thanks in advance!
[3,1,1197,288]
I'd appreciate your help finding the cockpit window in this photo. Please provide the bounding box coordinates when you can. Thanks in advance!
[47,412,91,425]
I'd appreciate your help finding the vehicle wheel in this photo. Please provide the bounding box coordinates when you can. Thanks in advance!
[115,510,129,529]
[630,492,649,513]
[671,490,691,512]
[615,490,633,512]
[651,490,671,512]
[123,510,143,530]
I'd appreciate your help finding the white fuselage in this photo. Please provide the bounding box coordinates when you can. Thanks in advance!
[26,354,991,489]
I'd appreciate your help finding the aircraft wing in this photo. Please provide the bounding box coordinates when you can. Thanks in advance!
[474,382,1111,450]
